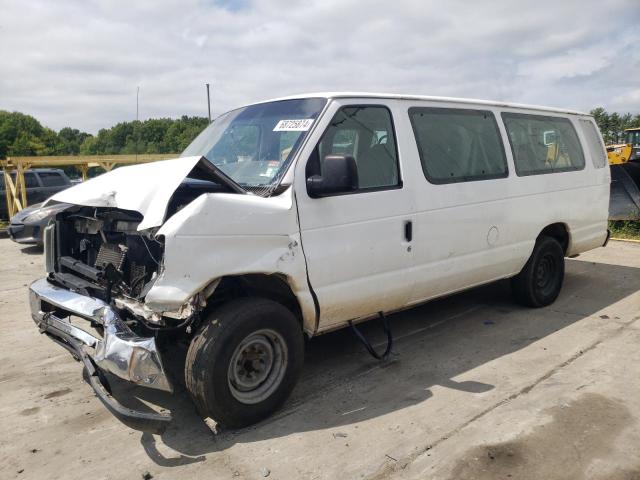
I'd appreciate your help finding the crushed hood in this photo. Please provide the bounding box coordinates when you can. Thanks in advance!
[46,156,204,231]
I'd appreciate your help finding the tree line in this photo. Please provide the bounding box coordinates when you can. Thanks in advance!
[1,106,638,163]
[590,108,640,144]
[0,110,209,160]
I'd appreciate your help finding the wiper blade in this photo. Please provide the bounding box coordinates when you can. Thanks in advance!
[195,156,247,194]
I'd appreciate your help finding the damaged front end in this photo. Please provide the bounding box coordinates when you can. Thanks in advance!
[28,158,241,430]
[27,154,306,431]
[30,208,188,430]
[30,277,172,431]
[47,207,190,322]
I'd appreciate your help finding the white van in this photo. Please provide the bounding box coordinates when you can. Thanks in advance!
[29,93,610,431]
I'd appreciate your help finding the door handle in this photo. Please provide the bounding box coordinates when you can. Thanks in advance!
[404,220,413,242]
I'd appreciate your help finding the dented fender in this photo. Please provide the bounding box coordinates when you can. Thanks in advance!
[145,187,317,333]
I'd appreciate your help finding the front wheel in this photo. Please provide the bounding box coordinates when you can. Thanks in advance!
[185,297,304,428]
[511,236,565,308]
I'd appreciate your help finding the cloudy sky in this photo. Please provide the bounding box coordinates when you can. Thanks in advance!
[1,0,639,133]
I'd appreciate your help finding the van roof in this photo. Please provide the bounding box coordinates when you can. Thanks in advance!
[254,92,589,116]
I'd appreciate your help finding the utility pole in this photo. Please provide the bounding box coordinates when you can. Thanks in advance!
[135,86,140,161]
[206,83,212,123]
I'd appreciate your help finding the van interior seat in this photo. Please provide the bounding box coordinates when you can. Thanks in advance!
[517,142,540,173]
[358,143,397,188]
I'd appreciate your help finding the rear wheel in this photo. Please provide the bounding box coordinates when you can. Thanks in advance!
[511,236,565,308]
[185,297,304,428]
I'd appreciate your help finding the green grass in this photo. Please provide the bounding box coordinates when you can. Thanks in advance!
[0,219,8,230]
[609,220,640,240]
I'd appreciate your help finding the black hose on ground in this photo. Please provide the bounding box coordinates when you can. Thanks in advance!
[349,311,393,360]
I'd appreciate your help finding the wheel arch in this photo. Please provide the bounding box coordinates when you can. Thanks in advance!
[203,273,313,335]
[538,222,571,255]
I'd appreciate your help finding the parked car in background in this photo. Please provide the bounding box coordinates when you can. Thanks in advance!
[8,202,71,246]
[0,168,72,219]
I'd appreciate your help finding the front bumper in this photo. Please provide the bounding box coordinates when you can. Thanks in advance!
[8,223,41,244]
[29,278,172,431]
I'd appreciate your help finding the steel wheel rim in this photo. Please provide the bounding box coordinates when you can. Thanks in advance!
[228,328,288,405]
[535,253,557,296]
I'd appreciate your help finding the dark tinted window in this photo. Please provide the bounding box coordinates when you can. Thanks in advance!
[24,172,39,187]
[316,106,399,190]
[1,172,38,188]
[38,171,66,187]
[409,108,508,184]
[502,113,585,176]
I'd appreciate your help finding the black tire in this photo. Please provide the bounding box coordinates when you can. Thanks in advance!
[511,236,565,308]
[185,297,304,428]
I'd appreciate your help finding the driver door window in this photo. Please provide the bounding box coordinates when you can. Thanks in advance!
[314,106,400,190]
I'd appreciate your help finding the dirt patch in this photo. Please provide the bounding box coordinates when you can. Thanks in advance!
[44,388,72,399]
[447,393,634,480]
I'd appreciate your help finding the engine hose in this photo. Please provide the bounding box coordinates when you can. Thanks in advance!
[348,311,393,360]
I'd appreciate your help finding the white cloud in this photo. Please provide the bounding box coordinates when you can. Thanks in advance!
[0,0,638,133]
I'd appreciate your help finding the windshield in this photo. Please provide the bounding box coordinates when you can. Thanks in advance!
[182,98,327,195]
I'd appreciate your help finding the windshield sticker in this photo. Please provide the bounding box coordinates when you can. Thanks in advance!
[273,119,314,132]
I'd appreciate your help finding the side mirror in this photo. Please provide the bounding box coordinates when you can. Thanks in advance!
[307,155,358,197]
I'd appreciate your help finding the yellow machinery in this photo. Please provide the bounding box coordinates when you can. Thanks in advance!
[607,127,640,220]
[607,143,633,165]
[607,127,640,164]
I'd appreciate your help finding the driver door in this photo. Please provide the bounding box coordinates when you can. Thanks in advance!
[295,101,415,331]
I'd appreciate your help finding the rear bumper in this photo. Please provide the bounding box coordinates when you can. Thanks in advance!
[29,278,172,431]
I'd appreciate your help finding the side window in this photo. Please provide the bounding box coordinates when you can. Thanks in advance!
[315,106,400,190]
[502,113,585,176]
[38,172,66,187]
[328,129,358,157]
[24,172,39,188]
[579,119,607,168]
[409,108,508,184]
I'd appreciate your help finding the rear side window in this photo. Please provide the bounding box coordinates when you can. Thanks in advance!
[1,172,38,188]
[316,106,400,190]
[38,171,66,187]
[24,172,39,187]
[579,119,607,168]
[502,113,585,176]
[409,108,508,184]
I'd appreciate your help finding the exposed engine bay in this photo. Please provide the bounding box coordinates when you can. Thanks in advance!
[47,177,228,328]
[52,208,162,303]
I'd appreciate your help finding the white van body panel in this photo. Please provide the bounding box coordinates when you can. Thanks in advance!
[293,99,415,328]
[148,186,318,333]
[292,96,609,332]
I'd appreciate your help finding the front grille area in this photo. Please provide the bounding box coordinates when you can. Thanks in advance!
[49,208,163,303]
